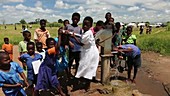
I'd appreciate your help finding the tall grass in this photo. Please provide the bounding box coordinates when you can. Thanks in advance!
[133,27,170,55]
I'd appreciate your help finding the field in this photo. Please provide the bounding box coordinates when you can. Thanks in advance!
[0,24,170,55]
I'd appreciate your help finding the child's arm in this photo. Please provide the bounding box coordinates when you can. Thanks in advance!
[19,72,29,88]
[2,83,23,88]
[72,33,84,46]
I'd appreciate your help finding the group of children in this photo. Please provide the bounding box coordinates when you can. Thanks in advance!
[0,12,141,96]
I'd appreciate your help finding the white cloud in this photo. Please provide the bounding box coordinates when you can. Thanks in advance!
[127,6,139,11]
[16,4,27,10]
[54,0,75,9]
[0,0,24,3]
[35,1,43,8]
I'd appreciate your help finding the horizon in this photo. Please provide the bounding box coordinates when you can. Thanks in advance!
[0,0,170,24]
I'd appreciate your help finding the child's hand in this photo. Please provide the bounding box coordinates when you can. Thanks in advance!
[24,81,29,88]
[16,83,22,87]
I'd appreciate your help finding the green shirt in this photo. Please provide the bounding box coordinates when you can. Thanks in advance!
[125,34,136,44]
[18,40,34,53]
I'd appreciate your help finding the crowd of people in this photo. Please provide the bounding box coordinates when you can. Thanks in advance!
[0,12,141,96]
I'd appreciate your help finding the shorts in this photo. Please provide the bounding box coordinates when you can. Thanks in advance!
[127,54,141,69]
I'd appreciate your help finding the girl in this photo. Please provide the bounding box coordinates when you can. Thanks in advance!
[2,37,13,61]
[35,34,65,96]
[19,42,42,96]
[74,16,99,91]
[0,51,29,96]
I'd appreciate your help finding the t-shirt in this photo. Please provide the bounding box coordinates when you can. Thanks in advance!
[66,24,82,52]
[20,53,42,80]
[121,44,140,58]
[18,40,34,54]
[2,43,13,60]
[0,62,26,96]
[34,28,51,49]
[125,34,136,44]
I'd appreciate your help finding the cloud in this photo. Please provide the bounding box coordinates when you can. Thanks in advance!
[35,1,43,8]
[0,0,24,3]
[127,6,140,11]
[54,0,75,9]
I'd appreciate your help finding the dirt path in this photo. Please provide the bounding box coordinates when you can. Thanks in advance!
[0,46,169,96]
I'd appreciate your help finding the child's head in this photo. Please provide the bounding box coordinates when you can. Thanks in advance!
[36,42,43,52]
[27,42,35,56]
[82,16,93,32]
[72,12,80,25]
[63,19,70,27]
[126,26,133,35]
[95,20,104,32]
[46,38,56,49]
[4,37,9,44]
[40,19,47,28]
[109,17,114,24]
[0,51,11,71]
[115,22,121,31]
[23,30,31,41]
[105,12,112,21]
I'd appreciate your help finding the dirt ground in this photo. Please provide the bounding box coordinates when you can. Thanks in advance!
[0,46,170,96]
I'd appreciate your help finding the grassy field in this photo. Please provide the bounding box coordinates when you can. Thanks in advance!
[0,24,170,55]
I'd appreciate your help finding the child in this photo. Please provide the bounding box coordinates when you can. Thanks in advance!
[74,16,99,91]
[0,51,29,96]
[36,42,45,60]
[35,36,65,96]
[66,12,82,76]
[123,26,137,45]
[18,30,34,56]
[2,37,13,61]
[63,19,70,29]
[19,42,42,96]
[34,19,51,49]
[93,20,105,36]
[114,44,141,83]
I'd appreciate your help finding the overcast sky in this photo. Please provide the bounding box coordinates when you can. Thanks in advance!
[0,0,170,24]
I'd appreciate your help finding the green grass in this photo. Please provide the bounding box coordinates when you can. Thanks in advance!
[0,24,59,48]
[133,27,170,55]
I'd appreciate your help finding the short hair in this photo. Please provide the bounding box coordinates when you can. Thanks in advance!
[0,51,9,61]
[126,26,133,32]
[46,38,56,45]
[84,16,93,27]
[4,37,9,41]
[22,30,31,36]
[115,22,121,28]
[96,20,104,26]
[72,12,80,19]
[27,42,35,47]
[36,42,42,47]
[105,12,111,17]
[40,19,47,23]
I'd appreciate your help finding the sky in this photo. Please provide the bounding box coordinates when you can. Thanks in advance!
[0,0,170,24]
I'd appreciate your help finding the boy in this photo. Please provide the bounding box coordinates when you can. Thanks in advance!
[0,51,29,96]
[123,26,137,45]
[34,19,51,49]
[18,30,34,56]
[114,44,141,83]
[2,37,13,61]
[65,12,82,76]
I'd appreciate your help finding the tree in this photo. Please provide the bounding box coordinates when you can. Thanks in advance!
[58,19,63,23]
[35,18,40,24]
[20,19,27,24]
